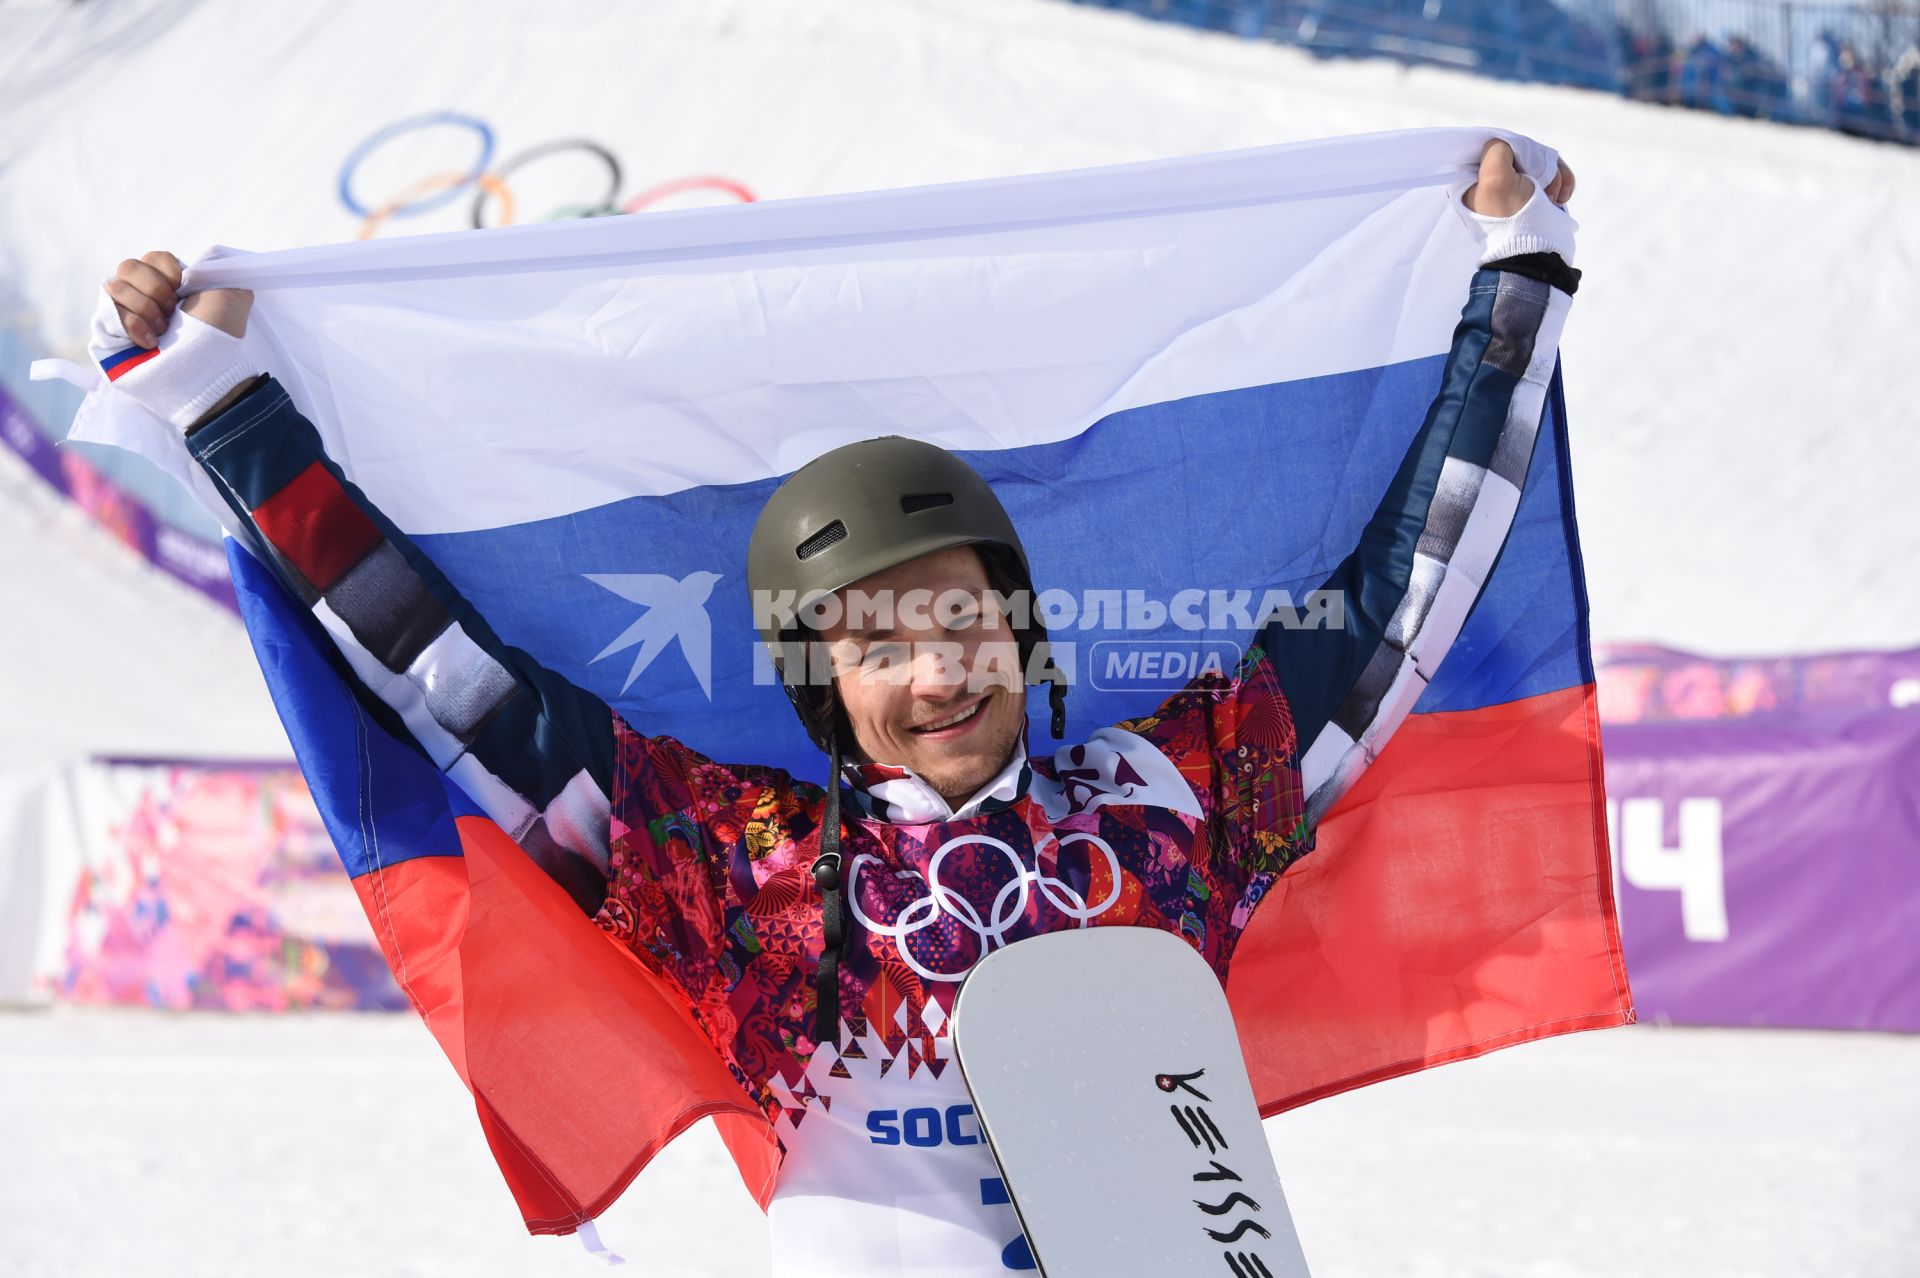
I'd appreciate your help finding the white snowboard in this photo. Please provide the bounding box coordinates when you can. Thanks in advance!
[952,927,1311,1278]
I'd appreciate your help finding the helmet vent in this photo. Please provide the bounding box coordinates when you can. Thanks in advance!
[900,492,953,515]
[796,520,848,560]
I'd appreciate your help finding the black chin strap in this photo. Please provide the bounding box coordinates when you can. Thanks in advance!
[811,734,847,1047]
[811,670,1059,1049]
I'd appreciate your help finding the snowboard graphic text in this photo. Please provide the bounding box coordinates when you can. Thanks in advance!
[1157,1068,1277,1277]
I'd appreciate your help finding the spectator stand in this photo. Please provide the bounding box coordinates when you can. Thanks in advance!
[1067,0,1920,143]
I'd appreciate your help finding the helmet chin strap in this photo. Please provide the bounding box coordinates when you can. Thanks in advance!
[809,678,1059,1051]
[810,733,847,1047]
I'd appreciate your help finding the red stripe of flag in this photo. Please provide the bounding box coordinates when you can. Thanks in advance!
[351,816,775,1231]
[1229,682,1633,1115]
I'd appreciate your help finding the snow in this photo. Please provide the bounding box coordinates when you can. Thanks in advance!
[0,447,286,772]
[2,1010,1914,1277]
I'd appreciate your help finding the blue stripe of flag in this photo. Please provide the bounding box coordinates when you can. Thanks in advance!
[412,357,1588,781]
[227,542,482,874]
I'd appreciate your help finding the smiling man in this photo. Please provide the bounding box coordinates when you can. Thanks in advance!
[815,546,1031,803]
[94,139,1578,1276]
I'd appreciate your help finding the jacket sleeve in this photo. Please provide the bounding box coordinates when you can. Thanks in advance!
[1257,258,1576,828]
[186,376,616,912]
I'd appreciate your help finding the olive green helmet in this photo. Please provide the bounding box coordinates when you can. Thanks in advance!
[746,436,1063,751]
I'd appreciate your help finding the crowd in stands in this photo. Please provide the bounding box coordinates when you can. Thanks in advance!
[1072,0,1920,145]
[1619,24,1920,141]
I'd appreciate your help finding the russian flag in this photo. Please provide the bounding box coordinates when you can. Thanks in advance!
[73,127,1632,1232]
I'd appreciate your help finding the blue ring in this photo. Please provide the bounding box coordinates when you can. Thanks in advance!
[337,112,495,219]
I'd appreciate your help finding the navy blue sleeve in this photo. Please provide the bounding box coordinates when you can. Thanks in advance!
[186,377,615,911]
[1257,263,1573,824]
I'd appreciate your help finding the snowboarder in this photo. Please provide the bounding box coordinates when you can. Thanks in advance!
[94,138,1576,1276]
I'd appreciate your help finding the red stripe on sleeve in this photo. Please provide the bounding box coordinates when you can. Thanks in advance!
[251,460,384,591]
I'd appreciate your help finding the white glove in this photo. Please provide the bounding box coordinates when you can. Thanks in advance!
[1454,179,1579,267]
[88,286,256,432]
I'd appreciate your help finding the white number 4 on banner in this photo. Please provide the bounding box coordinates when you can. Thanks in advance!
[1611,797,1730,943]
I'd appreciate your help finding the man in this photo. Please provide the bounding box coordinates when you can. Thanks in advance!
[96,138,1576,1276]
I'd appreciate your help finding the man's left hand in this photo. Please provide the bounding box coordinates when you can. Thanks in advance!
[1463,139,1575,218]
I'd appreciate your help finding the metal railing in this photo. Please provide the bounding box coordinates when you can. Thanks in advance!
[1066,0,1920,143]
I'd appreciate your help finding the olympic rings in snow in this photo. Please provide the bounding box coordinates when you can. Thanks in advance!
[622,175,758,213]
[469,139,622,228]
[357,171,515,240]
[338,113,757,239]
[337,111,496,220]
[847,831,1124,983]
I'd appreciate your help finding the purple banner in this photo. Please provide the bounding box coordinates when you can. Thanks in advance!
[1599,645,1920,1032]
[0,379,238,613]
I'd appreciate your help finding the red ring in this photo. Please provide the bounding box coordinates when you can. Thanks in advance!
[620,176,757,213]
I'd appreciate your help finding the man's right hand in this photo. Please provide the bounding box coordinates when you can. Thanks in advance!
[106,251,252,347]
[1462,139,1576,218]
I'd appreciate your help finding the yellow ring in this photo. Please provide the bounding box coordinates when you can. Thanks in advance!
[358,171,515,239]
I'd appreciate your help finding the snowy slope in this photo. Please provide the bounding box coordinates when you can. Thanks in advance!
[3,1011,1915,1278]
[1,0,1915,660]
[0,446,284,769]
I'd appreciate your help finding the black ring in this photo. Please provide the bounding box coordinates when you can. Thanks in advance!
[469,139,623,229]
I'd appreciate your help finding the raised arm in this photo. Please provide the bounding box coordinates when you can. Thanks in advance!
[94,258,615,912]
[1258,142,1580,827]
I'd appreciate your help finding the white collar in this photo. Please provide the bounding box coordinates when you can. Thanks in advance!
[841,739,1031,824]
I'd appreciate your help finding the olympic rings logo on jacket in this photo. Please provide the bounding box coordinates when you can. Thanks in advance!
[846,831,1125,983]
[338,111,757,239]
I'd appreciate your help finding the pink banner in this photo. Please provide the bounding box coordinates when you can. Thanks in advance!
[53,761,401,1011]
